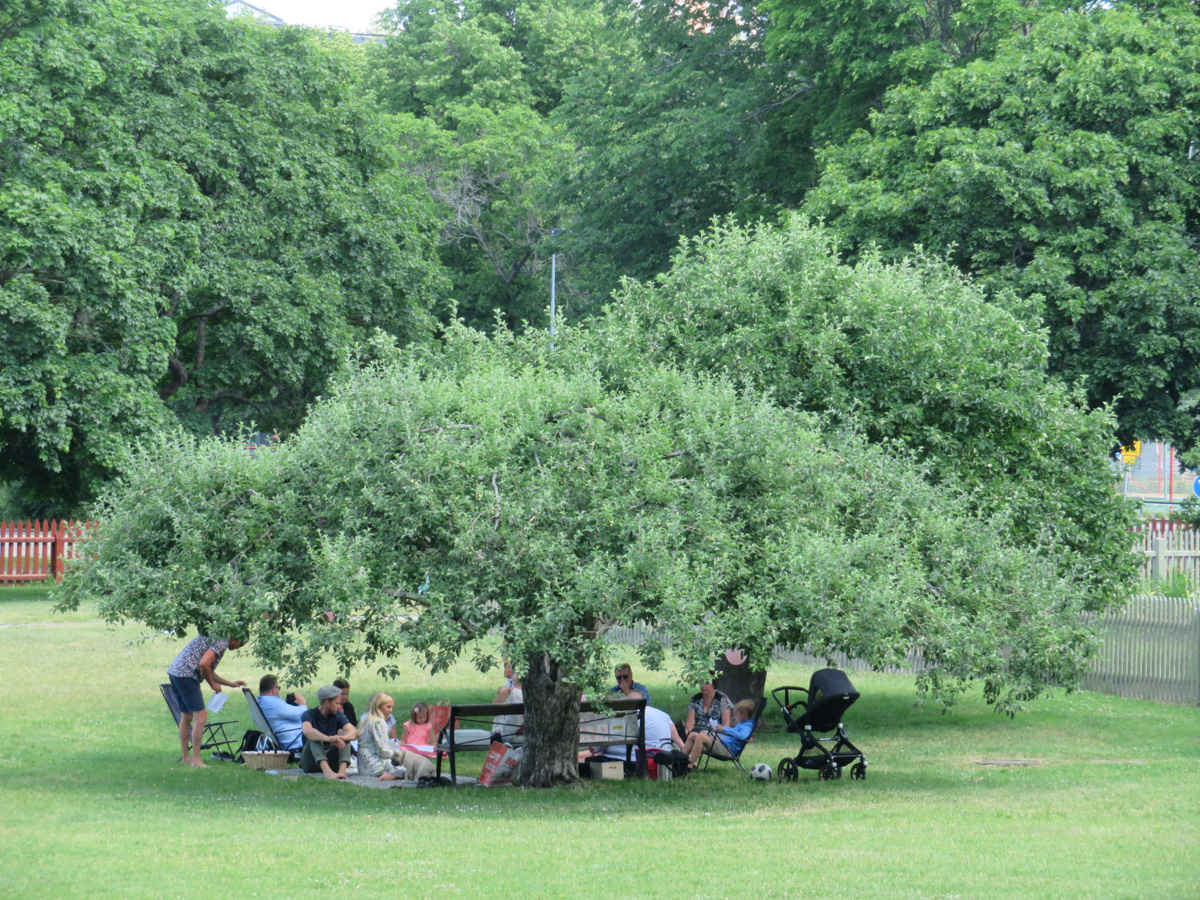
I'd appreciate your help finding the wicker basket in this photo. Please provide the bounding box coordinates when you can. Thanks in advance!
[242,750,291,770]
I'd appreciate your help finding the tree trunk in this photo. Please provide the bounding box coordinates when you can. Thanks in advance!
[516,652,582,787]
[715,653,767,706]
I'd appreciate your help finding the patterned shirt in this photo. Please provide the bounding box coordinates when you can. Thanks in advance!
[166,635,229,681]
[357,715,400,777]
[687,690,733,731]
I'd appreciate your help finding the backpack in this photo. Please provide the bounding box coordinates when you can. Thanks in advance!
[237,729,266,759]
[650,748,690,779]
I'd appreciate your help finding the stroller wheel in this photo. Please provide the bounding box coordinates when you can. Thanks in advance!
[819,762,838,780]
[777,758,799,783]
[851,762,866,780]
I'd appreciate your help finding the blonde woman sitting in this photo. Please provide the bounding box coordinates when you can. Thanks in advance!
[358,692,435,782]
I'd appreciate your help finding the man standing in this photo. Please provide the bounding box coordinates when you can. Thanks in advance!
[300,685,358,780]
[166,634,247,767]
[256,674,305,752]
[610,663,651,706]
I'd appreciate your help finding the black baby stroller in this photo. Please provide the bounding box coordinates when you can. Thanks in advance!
[772,668,867,782]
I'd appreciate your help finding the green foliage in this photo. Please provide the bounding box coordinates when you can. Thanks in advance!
[761,0,1076,157]
[1141,569,1196,598]
[805,4,1200,457]
[366,0,610,328]
[555,0,796,288]
[61,316,1126,732]
[370,0,613,118]
[577,216,1141,609]
[556,0,1082,292]
[386,104,576,329]
[0,0,446,514]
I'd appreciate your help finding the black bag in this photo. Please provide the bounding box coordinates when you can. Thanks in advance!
[237,729,265,759]
[663,749,691,778]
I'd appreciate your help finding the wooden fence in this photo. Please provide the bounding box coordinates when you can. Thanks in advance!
[1080,595,1199,705]
[0,520,95,585]
[1137,518,1200,586]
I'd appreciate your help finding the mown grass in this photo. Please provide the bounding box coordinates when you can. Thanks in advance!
[1,585,1197,899]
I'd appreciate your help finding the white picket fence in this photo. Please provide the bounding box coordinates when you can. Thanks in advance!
[1081,595,1199,705]
[1138,521,1200,587]
[606,594,1200,707]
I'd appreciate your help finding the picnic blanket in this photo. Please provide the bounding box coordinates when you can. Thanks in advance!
[265,771,477,788]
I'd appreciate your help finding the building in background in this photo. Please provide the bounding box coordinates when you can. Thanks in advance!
[1116,441,1198,514]
[222,1,383,43]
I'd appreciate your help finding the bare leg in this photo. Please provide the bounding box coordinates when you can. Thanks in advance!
[189,709,209,766]
[179,712,193,763]
[319,760,345,780]
[684,731,714,767]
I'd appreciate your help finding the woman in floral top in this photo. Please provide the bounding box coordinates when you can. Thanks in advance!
[358,693,435,781]
[684,680,733,736]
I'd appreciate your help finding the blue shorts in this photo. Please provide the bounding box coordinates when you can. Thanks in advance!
[169,674,205,714]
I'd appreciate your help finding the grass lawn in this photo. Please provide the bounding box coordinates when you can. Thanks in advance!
[1,584,1197,900]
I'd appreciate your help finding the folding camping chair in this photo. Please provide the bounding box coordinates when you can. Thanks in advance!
[242,687,301,761]
[160,683,238,761]
[699,696,767,774]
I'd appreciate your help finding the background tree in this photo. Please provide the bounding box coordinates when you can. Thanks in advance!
[804,4,1200,457]
[366,0,611,328]
[553,0,1081,295]
[759,0,1075,185]
[555,0,797,289]
[0,0,446,515]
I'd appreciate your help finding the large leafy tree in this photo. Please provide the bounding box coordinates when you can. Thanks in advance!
[579,216,1141,608]
[804,4,1200,456]
[555,0,1078,293]
[0,0,445,514]
[760,0,1075,172]
[59,326,1105,785]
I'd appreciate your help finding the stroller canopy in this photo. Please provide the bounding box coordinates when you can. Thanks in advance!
[801,668,860,733]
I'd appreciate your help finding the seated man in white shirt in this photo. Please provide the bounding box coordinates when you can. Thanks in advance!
[579,705,683,775]
[256,674,306,752]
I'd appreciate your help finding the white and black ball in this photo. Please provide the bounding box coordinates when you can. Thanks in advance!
[750,762,772,782]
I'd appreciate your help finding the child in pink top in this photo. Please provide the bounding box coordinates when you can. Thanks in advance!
[400,701,437,756]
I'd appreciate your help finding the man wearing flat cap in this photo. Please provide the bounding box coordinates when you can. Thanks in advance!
[300,685,358,779]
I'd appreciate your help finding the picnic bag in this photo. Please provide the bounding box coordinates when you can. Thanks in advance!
[478,741,523,787]
[429,698,453,733]
[237,729,266,760]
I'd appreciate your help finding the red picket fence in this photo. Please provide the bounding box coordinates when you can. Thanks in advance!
[0,520,96,584]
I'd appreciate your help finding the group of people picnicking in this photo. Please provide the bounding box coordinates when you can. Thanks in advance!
[579,662,758,774]
[166,634,756,780]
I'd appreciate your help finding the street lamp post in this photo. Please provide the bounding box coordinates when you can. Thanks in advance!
[550,251,557,339]
[549,228,563,348]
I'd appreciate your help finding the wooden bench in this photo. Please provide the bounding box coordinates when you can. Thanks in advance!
[435,696,648,785]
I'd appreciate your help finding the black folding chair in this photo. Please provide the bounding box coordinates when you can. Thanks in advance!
[160,683,238,761]
[700,696,768,774]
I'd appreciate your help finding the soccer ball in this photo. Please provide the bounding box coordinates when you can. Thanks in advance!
[750,762,772,782]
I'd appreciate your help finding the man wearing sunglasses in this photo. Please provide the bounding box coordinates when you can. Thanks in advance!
[609,664,651,706]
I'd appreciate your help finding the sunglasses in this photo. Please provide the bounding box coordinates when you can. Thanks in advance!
[616,673,632,681]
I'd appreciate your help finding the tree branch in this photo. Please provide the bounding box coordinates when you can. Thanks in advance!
[159,354,188,400]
